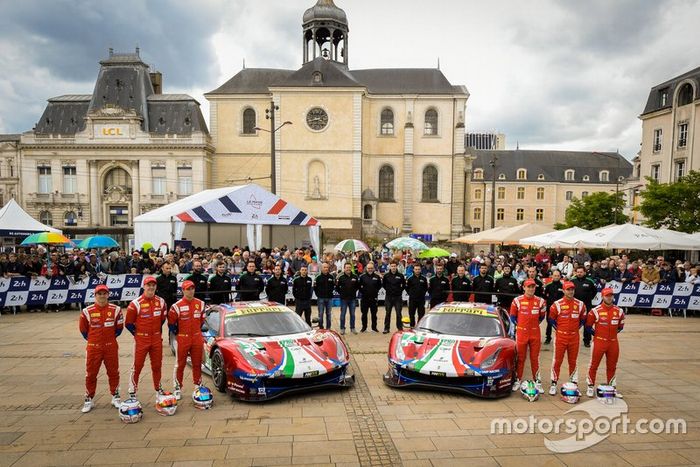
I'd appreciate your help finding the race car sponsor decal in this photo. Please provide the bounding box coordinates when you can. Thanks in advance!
[229,306,288,316]
[433,307,494,316]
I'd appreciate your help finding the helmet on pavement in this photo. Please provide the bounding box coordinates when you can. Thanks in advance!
[596,385,616,404]
[155,391,178,416]
[560,382,580,404]
[520,380,539,402]
[192,386,213,410]
[119,398,143,424]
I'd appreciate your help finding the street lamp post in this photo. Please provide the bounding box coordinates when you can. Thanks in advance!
[255,102,292,195]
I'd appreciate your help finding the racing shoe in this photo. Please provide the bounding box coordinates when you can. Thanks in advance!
[586,385,595,398]
[111,392,121,409]
[81,397,93,413]
[535,381,544,394]
[174,383,182,401]
[512,379,521,392]
[157,386,166,396]
[340,329,346,336]
[548,382,557,396]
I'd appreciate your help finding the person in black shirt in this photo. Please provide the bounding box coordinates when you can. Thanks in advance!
[571,265,597,347]
[382,260,406,333]
[445,254,460,276]
[313,262,335,329]
[208,262,232,304]
[186,260,209,302]
[406,263,428,327]
[265,264,288,304]
[450,265,471,302]
[543,269,564,344]
[428,262,450,308]
[292,265,313,325]
[472,263,495,304]
[336,263,359,335]
[358,262,382,332]
[495,264,520,309]
[237,261,265,301]
[156,262,179,311]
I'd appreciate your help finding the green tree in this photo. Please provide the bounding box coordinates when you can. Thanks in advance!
[637,171,700,233]
[555,192,628,230]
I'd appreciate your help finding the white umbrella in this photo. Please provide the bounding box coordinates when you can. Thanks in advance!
[492,223,555,245]
[451,226,505,244]
[557,224,700,250]
[519,226,589,247]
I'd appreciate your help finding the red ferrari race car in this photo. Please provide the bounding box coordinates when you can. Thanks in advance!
[195,301,354,401]
[384,302,516,398]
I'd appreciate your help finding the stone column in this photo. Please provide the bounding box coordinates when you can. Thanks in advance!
[451,121,466,237]
[402,113,414,233]
[131,160,140,219]
[89,161,100,226]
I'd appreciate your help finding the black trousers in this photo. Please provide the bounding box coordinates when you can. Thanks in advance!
[408,298,425,327]
[360,297,378,331]
[296,300,312,326]
[384,295,403,331]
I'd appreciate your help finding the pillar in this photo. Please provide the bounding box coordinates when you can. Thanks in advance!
[89,161,100,226]
[131,160,140,220]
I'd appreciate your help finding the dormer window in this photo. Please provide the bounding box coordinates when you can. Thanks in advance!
[582,175,590,182]
[498,173,506,180]
[599,170,609,182]
[564,169,575,181]
[516,169,527,180]
[537,174,545,181]
[473,169,483,180]
[660,89,668,107]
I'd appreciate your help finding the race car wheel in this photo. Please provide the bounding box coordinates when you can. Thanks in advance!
[211,349,227,393]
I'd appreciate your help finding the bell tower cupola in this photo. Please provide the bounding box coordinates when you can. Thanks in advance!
[302,0,348,65]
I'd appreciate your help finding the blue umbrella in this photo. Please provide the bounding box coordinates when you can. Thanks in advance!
[78,236,119,249]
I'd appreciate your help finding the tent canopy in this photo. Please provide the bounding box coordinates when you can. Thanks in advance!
[519,226,589,247]
[134,184,320,251]
[0,199,62,237]
[557,224,700,250]
[452,224,552,245]
[451,226,505,244]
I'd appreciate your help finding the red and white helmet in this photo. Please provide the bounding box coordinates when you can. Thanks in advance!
[560,382,580,404]
[155,392,178,416]
[119,398,143,424]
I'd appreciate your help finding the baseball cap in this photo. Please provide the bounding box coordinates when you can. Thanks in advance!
[601,287,614,296]
[450,253,457,258]
[143,276,157,285]
[94,284,109,294]
[523,279,536,287]
[563,281,575,290]
[182,280,195,290]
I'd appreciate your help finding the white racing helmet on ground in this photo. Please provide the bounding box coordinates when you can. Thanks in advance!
[596,385,616,404]
[119,398,143,423]
[560,382,580,404]
[192,386,214,410]
[520,380,539,402]
[155,391,178,416]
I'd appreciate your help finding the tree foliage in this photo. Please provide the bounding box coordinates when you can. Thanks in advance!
[556,191,628,230]
[637,171,700,233]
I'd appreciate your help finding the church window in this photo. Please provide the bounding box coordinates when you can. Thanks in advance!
[424,109,438,135]
[381,108,394,135]
[242,108,256,134]
[422,165,438,201]
[378,165,394,201]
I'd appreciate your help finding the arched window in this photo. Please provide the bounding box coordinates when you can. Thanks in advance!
[473,207,482,221]
[421,165,438,201]
[40,210,52,226]
[242,108,256,134]
[599,170,609,182]
[474,188,482,200]
[380,108,394,135]
[473,169,483,180]
[497,187,506,200]
[64,211,77,226]
[363,204,373,220]
[564,169,575,181]
[378,165,394,201]
[104,167,132,194]
[678,83,694,106]
[517,169,527,180]
[498,173,506,180]
[536,187,545,200]
[424,109,438,135]
[307,160,326,199]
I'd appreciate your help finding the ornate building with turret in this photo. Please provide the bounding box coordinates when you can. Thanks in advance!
[207,0,470,241]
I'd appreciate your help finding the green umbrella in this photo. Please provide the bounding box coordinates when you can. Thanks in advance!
[334,239,370,252]
[417,247,451,258]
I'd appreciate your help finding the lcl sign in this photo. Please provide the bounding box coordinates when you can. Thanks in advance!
[101,127,123,136]
[95,124,128,138]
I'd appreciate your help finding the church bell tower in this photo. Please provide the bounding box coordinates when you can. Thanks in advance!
[302,0,349,65]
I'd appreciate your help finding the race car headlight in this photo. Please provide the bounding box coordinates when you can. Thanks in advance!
[394,339,406,362]
[335,338,347,362]
[241,351,269,372]
[480,348,501,369]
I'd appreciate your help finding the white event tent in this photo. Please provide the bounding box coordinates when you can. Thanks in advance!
[134,184,320,252]
[519,226,589,247]
[0,199,62,237]
[556,224,700,250]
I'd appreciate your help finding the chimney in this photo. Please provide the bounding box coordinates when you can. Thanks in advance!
[150,71,162,94]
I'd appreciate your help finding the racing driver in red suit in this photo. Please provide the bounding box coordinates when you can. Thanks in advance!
[168,280,206,400]
[125,276,167,398]
[509,279,547,393]
[79,284,123,413]
[585,287,625,397]
[548,281,586,395]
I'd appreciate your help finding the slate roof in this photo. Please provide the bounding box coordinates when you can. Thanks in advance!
[641,66,700,115]
[468,149,633,184]
[33,51,209,136]
[303,0,348,25]
[208,60,466,95]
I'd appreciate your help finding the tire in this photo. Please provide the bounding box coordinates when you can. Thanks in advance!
[211,349,228,393]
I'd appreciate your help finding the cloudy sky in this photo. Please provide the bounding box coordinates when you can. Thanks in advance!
[1,0,699,159]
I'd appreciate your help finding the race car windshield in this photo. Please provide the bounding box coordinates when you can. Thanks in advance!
[417,313,503,338]
[225,311,311,337]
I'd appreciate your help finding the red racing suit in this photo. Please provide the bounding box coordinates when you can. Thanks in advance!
[168,297,206,388]
[79,303,123,398]
[586,302,625,387]
[125,294,167,394]
[509,294,547,381]
[549,297,586,383]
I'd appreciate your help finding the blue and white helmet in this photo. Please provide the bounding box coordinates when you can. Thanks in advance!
[596,385,616,404]
[520,380,539,402]
[192,386,213,410]
[119,398,143,424]
[560,382,580,404]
